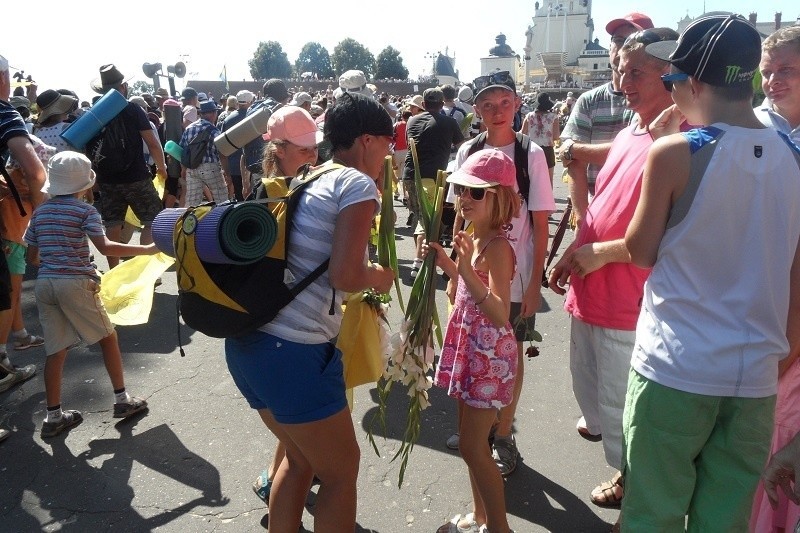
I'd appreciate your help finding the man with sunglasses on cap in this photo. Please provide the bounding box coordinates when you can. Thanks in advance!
[623,14,800,531]
[558,12,652,229]
[548,27,679,521]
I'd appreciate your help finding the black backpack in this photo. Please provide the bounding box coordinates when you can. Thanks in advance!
[87,113,140,175]
[467,131,531,204]
[174,163,342,339]
[180,125,213,169]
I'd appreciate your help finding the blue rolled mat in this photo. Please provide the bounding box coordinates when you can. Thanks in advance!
[152,208,187,257]
[194,203,275,264]
[215,202,278,264]
[60,89,127,149]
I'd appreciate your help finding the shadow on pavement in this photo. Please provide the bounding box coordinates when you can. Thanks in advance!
[1,393,228,531]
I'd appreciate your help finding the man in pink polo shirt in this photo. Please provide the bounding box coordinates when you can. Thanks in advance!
[548,26,679,519]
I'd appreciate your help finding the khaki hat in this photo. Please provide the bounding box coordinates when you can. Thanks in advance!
[42,151,96,195]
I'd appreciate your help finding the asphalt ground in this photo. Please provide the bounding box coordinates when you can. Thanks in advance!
[0,162,621,532]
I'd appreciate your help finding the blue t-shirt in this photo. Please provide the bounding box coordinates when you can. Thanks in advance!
[24,197,105,279]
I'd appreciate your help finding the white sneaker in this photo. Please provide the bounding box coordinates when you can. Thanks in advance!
[0,364,36,393]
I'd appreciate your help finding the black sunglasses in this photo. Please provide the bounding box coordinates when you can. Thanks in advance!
[472,71,515,91]
[661,72,689,92]
[453,184,496,201]
[623,29,667,48]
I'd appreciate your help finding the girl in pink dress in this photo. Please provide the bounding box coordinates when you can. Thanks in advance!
[427,149,521,533]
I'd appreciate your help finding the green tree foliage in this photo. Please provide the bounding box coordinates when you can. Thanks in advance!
[375,46,409,80]
[296,42,334,79]
[331,38,375,78]
[249,41,293,80]
[129,80,154,96]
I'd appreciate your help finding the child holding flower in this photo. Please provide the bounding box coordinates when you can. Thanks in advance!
[427,149,520,533]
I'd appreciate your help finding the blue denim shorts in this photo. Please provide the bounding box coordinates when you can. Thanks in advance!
[225,331,347,424]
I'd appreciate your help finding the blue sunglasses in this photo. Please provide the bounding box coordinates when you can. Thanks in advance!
[661,72,689,92]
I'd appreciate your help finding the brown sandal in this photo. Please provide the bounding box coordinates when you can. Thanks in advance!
[590,471,624,508]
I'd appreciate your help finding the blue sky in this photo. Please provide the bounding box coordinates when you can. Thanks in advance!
[4,0,797,101]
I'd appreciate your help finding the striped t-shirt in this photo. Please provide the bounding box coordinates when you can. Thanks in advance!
[261,166,380,344]
[24,197,105,279]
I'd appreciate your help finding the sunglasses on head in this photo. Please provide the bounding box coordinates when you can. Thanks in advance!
[622,29,668,48]
[661,72,689,92]
[453,184,496,201]
[472,71,514,91]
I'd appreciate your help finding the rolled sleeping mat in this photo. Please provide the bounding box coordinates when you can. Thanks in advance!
[164,140,184,161]
[60,89,128,149]
[194,202,278,264]
[214,106,273,157]
[151,208,187,257]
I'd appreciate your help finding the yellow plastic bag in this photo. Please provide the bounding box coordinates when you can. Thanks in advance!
[125,174,166,228]
[99,253,175,325]
[337,292,384,390]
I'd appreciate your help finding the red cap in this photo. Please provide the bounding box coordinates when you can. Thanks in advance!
[605,12,654,35]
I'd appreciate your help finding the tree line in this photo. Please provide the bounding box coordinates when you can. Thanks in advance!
[248,40,410,81]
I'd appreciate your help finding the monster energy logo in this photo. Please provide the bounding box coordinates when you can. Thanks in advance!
[724,65,742,84]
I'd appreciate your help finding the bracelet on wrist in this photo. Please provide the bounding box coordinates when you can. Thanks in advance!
[475,287,491,306]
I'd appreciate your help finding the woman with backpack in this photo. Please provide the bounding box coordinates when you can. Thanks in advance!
[224,93,395,532]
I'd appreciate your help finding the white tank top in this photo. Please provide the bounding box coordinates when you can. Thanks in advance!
[632,124,800,397]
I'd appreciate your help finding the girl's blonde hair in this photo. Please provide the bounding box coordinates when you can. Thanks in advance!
[261,140,287,177]
[455,185,520,230]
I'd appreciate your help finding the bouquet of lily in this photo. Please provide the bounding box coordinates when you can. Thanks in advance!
[369,142,446,487]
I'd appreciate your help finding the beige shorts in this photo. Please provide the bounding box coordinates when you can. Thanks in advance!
[35,277,115,354]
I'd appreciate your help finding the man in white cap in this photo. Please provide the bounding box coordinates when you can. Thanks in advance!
[290,91,312,112]
[219,90,255,200]
[0,54,47,440]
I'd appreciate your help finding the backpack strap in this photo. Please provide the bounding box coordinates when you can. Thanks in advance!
[466,131,530,205]
[514,132,530,205]
[0,161,27,217]
[284,161,344,315]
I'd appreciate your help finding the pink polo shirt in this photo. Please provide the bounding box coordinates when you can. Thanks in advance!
[564,123,652,330]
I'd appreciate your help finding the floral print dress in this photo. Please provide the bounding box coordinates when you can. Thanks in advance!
[434,237,518,409]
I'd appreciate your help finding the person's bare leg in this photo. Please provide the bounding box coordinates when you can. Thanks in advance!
[98,331,125,390]
[140,225,153,246]
[264,407,360,533]
[105,224,123,268]
[44,349,68,407]
[496,343,524,437]
[460,403,510,532]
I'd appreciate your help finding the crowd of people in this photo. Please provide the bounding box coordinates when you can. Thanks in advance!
[1,9,800,533]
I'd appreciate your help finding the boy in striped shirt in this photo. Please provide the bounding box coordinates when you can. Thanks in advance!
[25,151,159,438]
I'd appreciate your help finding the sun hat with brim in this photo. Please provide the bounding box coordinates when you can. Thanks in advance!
[645,13,760,89]
[262,106,324,147]
[90,64,133,94]
[446,149,516,189]
[536,92,555,112]
[409,95,425,110]
[291,92,312,106]
[36,89,78,123]
[9,95,30,110]
[42,151,96,196]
